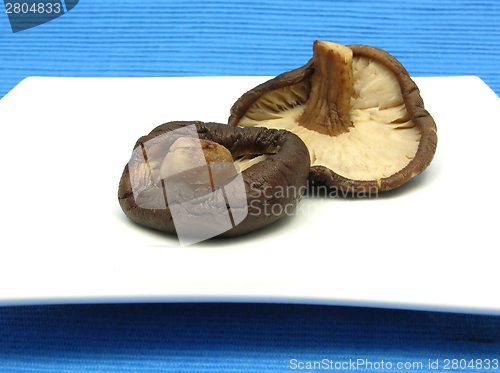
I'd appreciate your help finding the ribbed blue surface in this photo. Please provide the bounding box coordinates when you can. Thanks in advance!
[1,303,499,372]
[0,0,499,98]
[1,1,500,371]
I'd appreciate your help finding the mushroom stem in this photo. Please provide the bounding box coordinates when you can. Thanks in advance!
[298,40,354,136]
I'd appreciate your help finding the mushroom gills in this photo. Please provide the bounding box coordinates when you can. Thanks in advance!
[233,154,270,172]
[242,80,310,121]
[238,56,421,181]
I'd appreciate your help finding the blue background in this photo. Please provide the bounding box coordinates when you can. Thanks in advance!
[1,0,499,98]
[1,303,500,372]
[1,0,499,371]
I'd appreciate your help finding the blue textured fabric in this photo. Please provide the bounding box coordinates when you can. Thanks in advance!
[1,1,500,371]
[0,0,499,98]
[0,304,499,372]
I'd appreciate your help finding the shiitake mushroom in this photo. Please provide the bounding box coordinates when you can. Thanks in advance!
[229,41,438,193]
[118,121,310,239]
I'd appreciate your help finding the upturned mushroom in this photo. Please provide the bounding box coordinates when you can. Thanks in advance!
[118,121,310,239]
[229,41,437,192]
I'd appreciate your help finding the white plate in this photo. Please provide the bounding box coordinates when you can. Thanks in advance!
[0,76,499,314]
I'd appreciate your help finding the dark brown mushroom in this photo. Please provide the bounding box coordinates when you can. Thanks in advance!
[118,121,310,239]
[229,41,438,193]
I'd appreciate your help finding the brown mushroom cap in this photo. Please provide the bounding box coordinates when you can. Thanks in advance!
[228,41,438,193]
[118,121,310,238]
